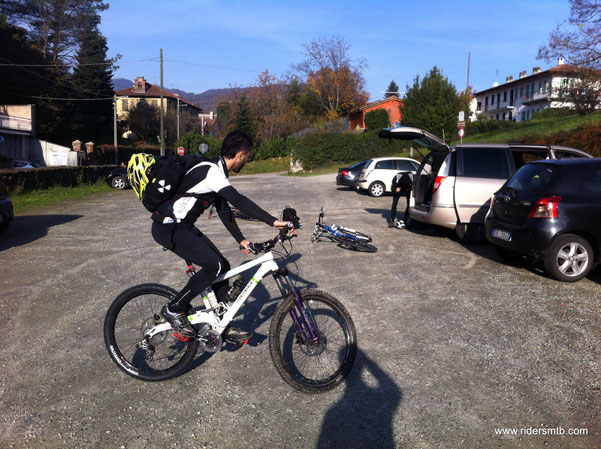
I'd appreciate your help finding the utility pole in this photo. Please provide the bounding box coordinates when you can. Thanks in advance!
[176,96,179,141]
[160,48,165,156]
[466,52,471,94]
[113,95,118,165]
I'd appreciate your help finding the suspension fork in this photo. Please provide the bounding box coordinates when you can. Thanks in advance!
[272,269,320,343]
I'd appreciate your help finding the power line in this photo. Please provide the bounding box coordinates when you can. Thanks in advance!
[32,96,113,101]
[0,58,158,67]
[164,58,262,73]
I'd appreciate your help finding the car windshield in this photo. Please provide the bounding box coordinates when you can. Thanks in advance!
[349,161,365,169]
[507,164,556,192]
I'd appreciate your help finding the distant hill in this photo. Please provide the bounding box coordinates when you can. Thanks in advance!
[112,78,132,92]
[111,77,251,112]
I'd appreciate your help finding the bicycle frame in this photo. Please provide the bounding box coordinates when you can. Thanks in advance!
[145,250,319,344]
[313,208,369,243]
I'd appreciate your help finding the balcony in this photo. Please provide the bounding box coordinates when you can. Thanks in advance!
[521,91,551,105]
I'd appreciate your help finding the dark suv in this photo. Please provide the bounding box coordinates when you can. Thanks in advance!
[485,158,601,282]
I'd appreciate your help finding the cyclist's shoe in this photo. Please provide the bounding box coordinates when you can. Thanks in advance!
[388,221,396,228]
[226,277,244,303]
[161,305,196,339]
[223,326,253,343]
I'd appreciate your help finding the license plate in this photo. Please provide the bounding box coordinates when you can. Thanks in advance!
[492,228,512,242]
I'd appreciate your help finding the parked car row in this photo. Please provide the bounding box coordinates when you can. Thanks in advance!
[335,126,598,283]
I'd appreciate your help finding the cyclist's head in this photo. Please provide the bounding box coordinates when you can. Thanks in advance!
[221,130,253,173]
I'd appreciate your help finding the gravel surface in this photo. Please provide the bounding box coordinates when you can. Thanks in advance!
[1,172,600,449]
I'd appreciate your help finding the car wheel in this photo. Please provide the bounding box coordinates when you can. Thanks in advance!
[368,182,385,197]
[111,176,127,190]
[544,234,593,282]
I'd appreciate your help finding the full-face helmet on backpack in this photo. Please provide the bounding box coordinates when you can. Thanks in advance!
[127,153,156,200]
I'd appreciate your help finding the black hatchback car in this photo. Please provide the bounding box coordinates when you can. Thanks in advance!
[107,167,129,190]
[485,158,601,282]
[336,160,368,189]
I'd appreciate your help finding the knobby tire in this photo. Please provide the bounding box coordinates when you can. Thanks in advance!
[269,289,357,393]
[104,283,198,382]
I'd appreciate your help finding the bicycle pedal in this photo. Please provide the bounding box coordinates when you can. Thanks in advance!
[173,332,191,342]
[225,337,250,347]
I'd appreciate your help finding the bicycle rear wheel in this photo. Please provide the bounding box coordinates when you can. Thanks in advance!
[334,235,377,252]
[104,283,198,382]
[269,289,357,393]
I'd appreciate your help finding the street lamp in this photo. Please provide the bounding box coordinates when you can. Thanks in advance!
[176,96,187,141]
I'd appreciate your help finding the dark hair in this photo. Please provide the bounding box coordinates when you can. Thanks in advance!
[221,130,253,158]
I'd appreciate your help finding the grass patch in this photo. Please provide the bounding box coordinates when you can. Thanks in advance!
[456,111,601,144]
[10,181,113,213]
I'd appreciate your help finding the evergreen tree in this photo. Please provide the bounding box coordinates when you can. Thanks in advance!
[385,80,400,98]
[364,109,390,131]
[71,29,116,143]
[400,67,461,141]
[234,95,256,139]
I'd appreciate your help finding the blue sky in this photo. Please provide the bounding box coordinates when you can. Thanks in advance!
[100,0,571,104]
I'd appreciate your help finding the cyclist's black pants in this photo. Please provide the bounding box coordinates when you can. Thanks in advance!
[152,222,230,313]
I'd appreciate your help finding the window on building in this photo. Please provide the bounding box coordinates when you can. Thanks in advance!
[477,101,482,111]
[122,100,129,112]
[496,93,500,106]
[520,87,524,98]
[491,95,495,105]
[503,91,507,102]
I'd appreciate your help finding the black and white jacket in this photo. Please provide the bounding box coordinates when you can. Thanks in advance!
[153,157,277,243]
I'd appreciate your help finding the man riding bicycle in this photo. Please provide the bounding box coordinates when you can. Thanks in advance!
[149,130,291,340]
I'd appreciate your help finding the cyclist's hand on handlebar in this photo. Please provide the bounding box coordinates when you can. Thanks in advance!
[274,219,299,237]
[239,239,252,255]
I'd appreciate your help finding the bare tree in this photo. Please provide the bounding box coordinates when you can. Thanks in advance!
[293,35,368,119]
[538,0,601,114]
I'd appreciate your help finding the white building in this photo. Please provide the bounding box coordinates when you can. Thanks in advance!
[472,58,582,122]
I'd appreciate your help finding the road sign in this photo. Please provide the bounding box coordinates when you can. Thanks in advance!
[177,146,185,156]
[458,128,465,138]
[458,111,465,122]
[457,121,466,128]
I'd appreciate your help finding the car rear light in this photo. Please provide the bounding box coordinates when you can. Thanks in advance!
[528,196,562,218]
[341,170,348,177]
[432,176,446,195]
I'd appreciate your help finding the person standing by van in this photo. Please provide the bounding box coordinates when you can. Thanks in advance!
[389,171,413,229]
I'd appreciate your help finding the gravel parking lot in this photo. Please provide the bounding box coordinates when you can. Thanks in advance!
[1,172,600,449]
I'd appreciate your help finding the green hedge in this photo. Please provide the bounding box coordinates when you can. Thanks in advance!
[291,132,411,170]
[0,165,117,193]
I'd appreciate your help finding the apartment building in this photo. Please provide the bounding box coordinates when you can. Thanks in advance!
[472,58,581,122]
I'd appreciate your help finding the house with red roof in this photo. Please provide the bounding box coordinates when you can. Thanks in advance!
[114,77,202,120]
[347,95,403,131]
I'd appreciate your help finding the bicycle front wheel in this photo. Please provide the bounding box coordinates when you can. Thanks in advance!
[104,283,198,382]
[269,289,357,393]
[334,235,377,253]
[337,226,372,242]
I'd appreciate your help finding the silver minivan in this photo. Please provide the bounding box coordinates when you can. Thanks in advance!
[378,126,593,241]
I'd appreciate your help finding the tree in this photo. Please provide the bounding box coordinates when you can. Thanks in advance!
[385,80,400,98]
[71,29,116,142]
[234,95,256,138]
[364,109,390,131]
[1,0,109,64]
[400,67,462,141]
[538,0,601,69]
[127,101,159,143]
[293,35,368,119]
[538,0,601,114]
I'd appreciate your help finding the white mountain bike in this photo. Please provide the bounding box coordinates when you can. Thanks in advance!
[104,225,357,393]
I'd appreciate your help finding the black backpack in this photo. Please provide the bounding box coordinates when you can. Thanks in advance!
[141,153,207,213]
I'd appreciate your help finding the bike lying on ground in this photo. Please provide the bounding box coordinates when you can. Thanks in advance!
[104,220,357,394]
[311,206,377,253]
